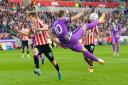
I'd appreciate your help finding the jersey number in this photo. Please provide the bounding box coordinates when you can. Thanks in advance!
[54,24,62,35]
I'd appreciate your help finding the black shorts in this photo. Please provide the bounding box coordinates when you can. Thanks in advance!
[35,44,54,61]
[22,41,29,49]
[84,44,95,53]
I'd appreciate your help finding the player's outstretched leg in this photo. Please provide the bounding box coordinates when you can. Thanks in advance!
[82,47,104,65]
[51,60,62,80]
[82,13,105,31]
[45,55,62,80]
[44,45,62,80]
[47,57,62,80]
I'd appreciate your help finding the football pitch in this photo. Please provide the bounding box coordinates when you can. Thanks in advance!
[0,45,128,85]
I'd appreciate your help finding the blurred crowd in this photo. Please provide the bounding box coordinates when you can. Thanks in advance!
[0,1,128,40]
[52,0,128,2]
[0,1,30,39]
[82,0,128,2]
[66,0,128,2]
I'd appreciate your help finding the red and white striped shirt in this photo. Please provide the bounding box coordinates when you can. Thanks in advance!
[32,18,48,46]
[82,26,98,45]
[21,28,29,41]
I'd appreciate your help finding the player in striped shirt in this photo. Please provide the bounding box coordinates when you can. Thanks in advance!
[82,17,99,72]
[20,24,30,58]
[16,12,62,80]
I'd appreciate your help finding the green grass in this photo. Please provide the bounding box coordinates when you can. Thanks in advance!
[0,45,128,85]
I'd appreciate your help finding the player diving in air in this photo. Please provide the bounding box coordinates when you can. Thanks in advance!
[51,10,105,71]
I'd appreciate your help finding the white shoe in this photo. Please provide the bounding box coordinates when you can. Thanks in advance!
[98,58,104,65]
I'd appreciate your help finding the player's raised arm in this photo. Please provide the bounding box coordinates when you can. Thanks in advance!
[15,27,31,36]
[48,30,63,47]
[71,11,84,22]
[50,32,67,48]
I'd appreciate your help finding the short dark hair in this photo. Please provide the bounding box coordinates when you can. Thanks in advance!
[57,10,66,18]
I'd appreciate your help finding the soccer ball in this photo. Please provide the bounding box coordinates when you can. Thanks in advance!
[89,13,98,21]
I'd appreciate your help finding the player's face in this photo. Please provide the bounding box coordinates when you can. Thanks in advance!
[114,19,118,24]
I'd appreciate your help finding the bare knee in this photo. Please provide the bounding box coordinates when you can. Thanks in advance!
[51,59,57,65]
[33,48,39,55]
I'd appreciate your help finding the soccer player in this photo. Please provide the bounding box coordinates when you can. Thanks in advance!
[111,17,121,56]
[51,10,105,71]
[82,17,99,72]
[16,12,62,80]
[20,24,30,58]
[31,33,45,64]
